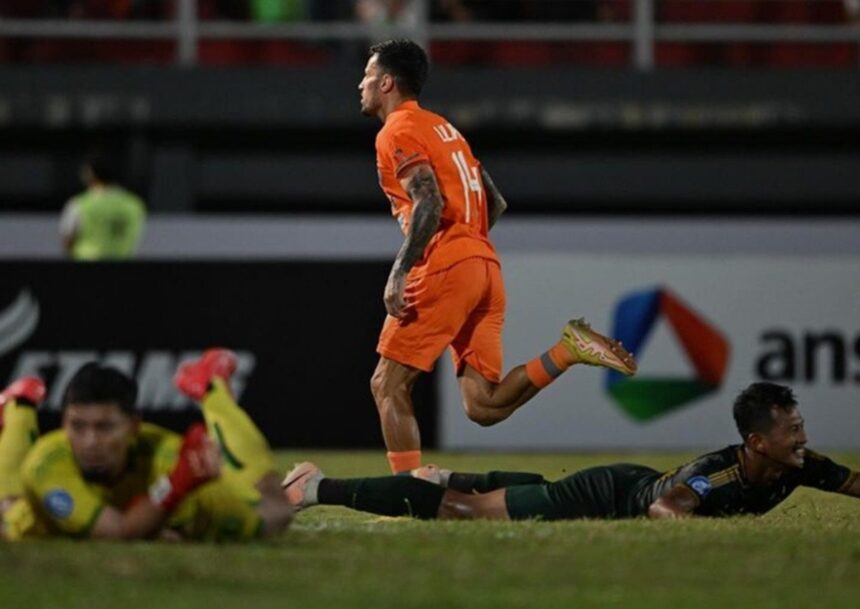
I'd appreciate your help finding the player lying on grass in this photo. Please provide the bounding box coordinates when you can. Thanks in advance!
[283,382,860,520]
[0,349,294,541]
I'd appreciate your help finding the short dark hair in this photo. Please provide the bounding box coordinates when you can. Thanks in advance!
[62,362,138,415]
[369,39,429,97]
[83,149,119,184]
[732,382,797,439]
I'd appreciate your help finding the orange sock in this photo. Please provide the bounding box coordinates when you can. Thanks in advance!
[525,342,573,389]
[387,450,422,474]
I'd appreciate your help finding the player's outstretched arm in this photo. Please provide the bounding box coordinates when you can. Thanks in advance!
[842,473,860,498]
[385,163,444,318]
[648,486,698,519]
[90,495,176,540]
[480,167,507,230]
[91,424,221,540]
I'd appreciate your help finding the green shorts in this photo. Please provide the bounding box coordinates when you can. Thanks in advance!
[504,464,659,521]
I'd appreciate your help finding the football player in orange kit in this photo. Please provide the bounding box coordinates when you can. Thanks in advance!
[359,39,637,474]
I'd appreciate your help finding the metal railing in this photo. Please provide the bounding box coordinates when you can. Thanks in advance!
[1,0,859,70]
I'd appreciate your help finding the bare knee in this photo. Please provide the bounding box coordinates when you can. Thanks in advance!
[371,359,419,411]
[370,362,398,406]
[458,367,500,426]
[370,367,399,410]
[437,490,480,520]
[370,366,385,405]
[461,387,499,426]
[438,489,509,520]
[462,399,497,427]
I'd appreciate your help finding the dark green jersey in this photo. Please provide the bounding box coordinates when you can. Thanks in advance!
[500,446,856,521]
[630,445,856,517]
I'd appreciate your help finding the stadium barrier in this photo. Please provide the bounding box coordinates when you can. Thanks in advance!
[440,253,860,451]
[2,67,860,215]
[0,261,437,448]
[1,0,859,70]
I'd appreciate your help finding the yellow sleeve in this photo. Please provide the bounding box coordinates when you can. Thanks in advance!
[22,442,105,537]
[2,497,46,541]
[168,477,263,542]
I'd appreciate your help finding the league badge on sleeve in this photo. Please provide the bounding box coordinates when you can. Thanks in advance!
[44,489,75,519]
[686,475,713,498]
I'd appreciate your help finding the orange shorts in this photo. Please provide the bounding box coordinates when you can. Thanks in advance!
[377,257,505,382]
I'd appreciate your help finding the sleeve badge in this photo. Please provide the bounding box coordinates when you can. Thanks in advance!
[686,475,713,498]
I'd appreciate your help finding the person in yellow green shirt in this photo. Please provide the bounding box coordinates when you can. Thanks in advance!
[0,350,293,541]
[59,151,146,260]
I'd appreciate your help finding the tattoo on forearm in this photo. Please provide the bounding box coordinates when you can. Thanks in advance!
[480,167,508,229]
[395,167,443,274]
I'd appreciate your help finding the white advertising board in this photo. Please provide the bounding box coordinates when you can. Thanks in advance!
[439,254,860,450]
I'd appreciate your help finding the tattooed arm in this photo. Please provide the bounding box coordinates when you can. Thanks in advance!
[480,166,507,230]
[836,469,860,498]
[384,163,444,318]
[648,486,698,519]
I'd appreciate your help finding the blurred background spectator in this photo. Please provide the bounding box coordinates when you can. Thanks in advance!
[59,149,147,261]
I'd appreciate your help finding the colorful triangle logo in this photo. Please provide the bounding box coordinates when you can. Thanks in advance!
[606,286,730,421]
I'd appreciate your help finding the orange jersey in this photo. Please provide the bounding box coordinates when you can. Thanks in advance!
[375,100,499,277]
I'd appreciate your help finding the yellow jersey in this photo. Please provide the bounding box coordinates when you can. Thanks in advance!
[4,423,261,541]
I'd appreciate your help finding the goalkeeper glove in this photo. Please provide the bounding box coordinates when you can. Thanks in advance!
[148,423,220,512]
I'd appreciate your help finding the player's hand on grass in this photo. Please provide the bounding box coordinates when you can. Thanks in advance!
[384,269,408,318]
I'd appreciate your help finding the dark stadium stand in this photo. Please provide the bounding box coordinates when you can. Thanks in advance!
[0,1,857,67]
[1,65,859,216]
[1,1,859,215]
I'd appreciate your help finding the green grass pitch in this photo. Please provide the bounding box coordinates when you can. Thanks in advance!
[2,451,859,609]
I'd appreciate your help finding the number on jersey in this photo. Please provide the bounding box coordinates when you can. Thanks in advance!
[451,150,483,223]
